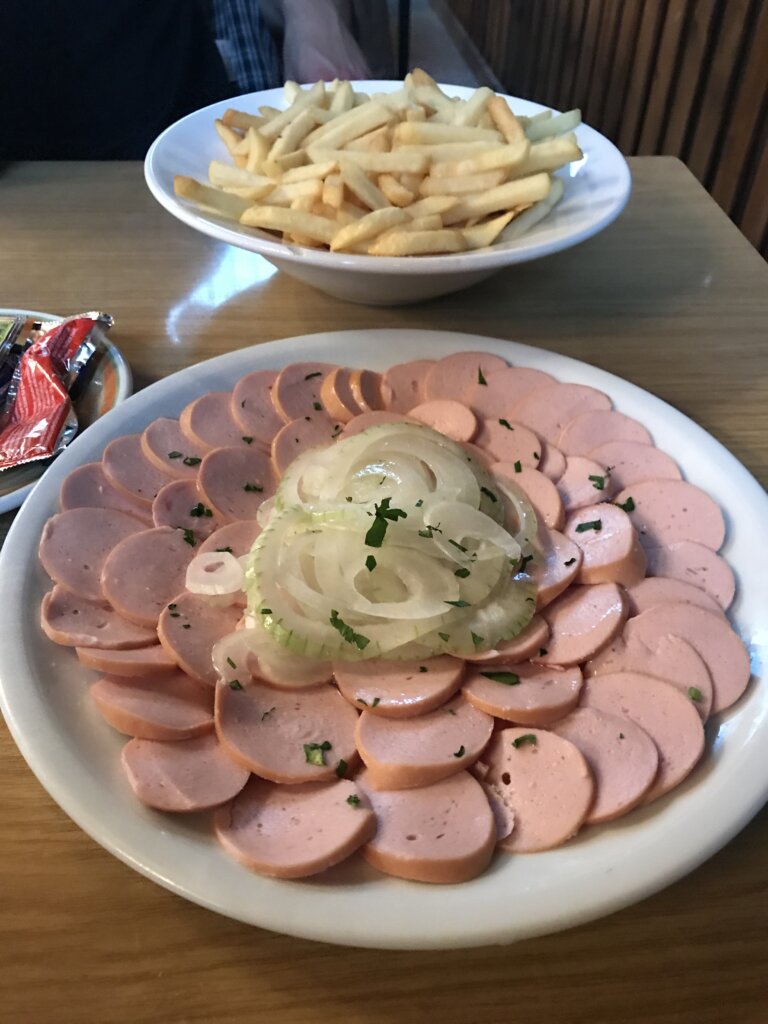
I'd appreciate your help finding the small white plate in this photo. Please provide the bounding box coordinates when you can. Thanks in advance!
[0,309,132,514]
[0,330,765,950]
[145,83,631,305]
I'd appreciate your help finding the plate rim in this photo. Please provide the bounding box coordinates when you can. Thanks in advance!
[1,327,766,950]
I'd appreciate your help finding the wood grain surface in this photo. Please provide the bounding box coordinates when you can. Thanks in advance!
[0,158,766,1024]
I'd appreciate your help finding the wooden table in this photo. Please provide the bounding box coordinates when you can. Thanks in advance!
[1,158,766,1024]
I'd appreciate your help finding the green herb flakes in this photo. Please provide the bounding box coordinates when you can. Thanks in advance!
[330,609,370,650]
[182,456,201,467]
[498,419,514,430]
[445,599,470,608]
[181,528,196,547]
[215,546,233,553]
[513,460,522,473]
[226,656,236,669]
[480,485,498,503]
[242,435,253,445]
[304,370,322,380]
[336,759,348,778]
[228,680,243,691]
[588,474,606,491]
[303,740,332,766]
[481,671,520,686]
[346,794,361,807]
[167,450,182,460]
[688,687,703,702]
[617,496,636,513]
[453,745,466,758]
[478,366,487,386]
[575,519,602,533]
[454,567,470,578]
[512,733,537,748]
[243,482,264,493]
[471,631,484,647]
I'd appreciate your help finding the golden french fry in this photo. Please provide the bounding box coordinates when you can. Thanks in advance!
[261,150,308,180]
[284,81,301,104]
[305,102,392,149]
[221,108,265,132]
[500,177,564,239]
[343,125,391,153]
[266,179,323,205]
[392,140,496,159]
[330,80,354,113]
[245,127,270,173]
[259,81,325,140]
[451,87,493,127]
[339,159,391,210]
[310,147,428,175]
[508,134,583,178]
[240,205,337,244]
[221,185,276,201]
[430,139,530,178]
[208,160,272,190]
[378,173,415,207]
[322,173,344,209]
[461,211,516,249]
[214,119,244,157]
[280,160,337,183]
[368,227,466,256]
[174,176,250,221]
[268,109,319,160]
[288,194,324,247]
[403,195,459,218]
[330,207,409,252]
[405,105,427,123]
[487,96,526,146]
[442,172,552,225]
[394,121,503,146]
[525,108,581,141]
[419,169,507,196]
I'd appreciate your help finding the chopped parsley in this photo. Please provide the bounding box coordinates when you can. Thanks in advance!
[589,474,606,491]
[181,528,196,547]
[512,733,537,748]
[533,451,540,460]
[517,553,534,573]
[261,608,272,614]
[498,419,514,430]
[438,632,450,642]
[617,496,636,513]
[181,624,191,630]
[619,732,625,740]
[448,538,467,553]
[261,706,275,721]
[480,486,498,503]
[304,740,332,765]
[346,794,361,807]
[167,450,182,460]
[182,456,201,467]
[471,631,484,647]
[330,609,370,650]
[242,435,253,445]
[688,687,703,702]
[564,556,577,566]
[189,502,213,518]
[453,745,466,758]
[169,611,180,619]
[365,554,377,572]
[364,496,407,548]
[414,498,423,507]
[304,370,322,380]
[168,603,177,610]
[331,424,342,438]
[226,656,236,669]
[313,401,322,411]
[215,546,233,553]
[228,680,243,690]
[336,759,348,778]
[481,671,520,686]
[538,647,548,657]
[243,482,264,493]
[418,666,428,673]
[513,460,522,473]
[445,599,470,608]
[575,519,602,533]
[454,567,470,578]
[371,697,381,708]
[477,366,487,385]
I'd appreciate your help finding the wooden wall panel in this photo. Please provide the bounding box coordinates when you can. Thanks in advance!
[443,0,768,256]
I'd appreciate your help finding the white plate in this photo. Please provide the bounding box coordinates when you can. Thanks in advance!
[145,83,631,305]
[1,330,766,950]
[0,309,132,514]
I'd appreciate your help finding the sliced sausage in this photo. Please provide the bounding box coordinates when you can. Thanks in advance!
[140,418,203,480]
[39,507,147,601]
[537,442,567,482]
[581,671,705,803]
[349,369,385,412]
[333,656,465,718]
[558,410,652,456]
[198,519,262,559]
[320,367,360,422]
[534,582,628,666]
[271,417,339,475]
[271,361,338,422]
[529,525,583,608]
[462,662,583,724]
[157,592,242,686]
[90,671,214,740]
[356,768,497,883]
[465,614,549,665]
[179,392,253,452]
[355,694,494,789]
[197,446,277,522]
[643,540,735,609]
[564,503,646,588]
[59,462,152,522]
[408,400,477,443]
[101,526,195,627]
[151,479,223,539]
[41,586,157,649]
[584,632,714,721]
[557,455,615,512]
[383,359,434,413]
[102,434,171,506]
[473,419,542,466]
[484,727,594,853]
[622,603,750,713]
[215,679,359,783]
[586,440,681,491]
[460,441,495,471]
[551,707,659,823]
[231,370,284,447]
[121,732,249,812]
[215,777,376,879]
[465,366,556,419]
[626,576,725,618]
[614,479,726,552]
[76,644,178,676]
[424,351,509,403]
[339,410,414,438]
[492,465,564,530]
[510,383,612,444]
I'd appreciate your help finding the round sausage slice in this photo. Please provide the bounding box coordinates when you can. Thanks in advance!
[340,410,414,438]
[102,434,171,506]
[551,707,659,823]
[624,603,750,713]
[39,507,147,601]
[529,526,583,608]
[614,479,725,552]
[462,663,583,725]
[643,540,735,609]
[408,400,477,443]
[465,366,556,419]
[231,370,284,446]
[157,592,242,686]
[355,694,494,789]
[151,479,223,539]
[581,672,705,803]
[179,392,253,452]
[533,582,627,666]
[473,419,542,466]
[140,418,203,480]
[121,732,249,812]
[484,727,594,853]
[492,465,564,529]
[197,446,276,522]
[59,462,152,522]
[101,527,195,628]
[357,768,497,883]
[320,367,360,422]
[272,362,338,422]
[41,587,158,649]
[558,410,652,456]
[557,456,615,512]
[537,441,567,482]
[424,351,509,403]
[510,383,612,444]
[90,671,214,740]
[333,656,465,718]
[382,358,434,412]
[198,519,262,559]
[271,417,339,475]
[215,679,359,783]
[586,440,681,491]
[626,576,725,618]
[76,644,178,677]
[215,777,376,879]
[465,614,549,665]
[349,369,385,413]
[564,503,646,588]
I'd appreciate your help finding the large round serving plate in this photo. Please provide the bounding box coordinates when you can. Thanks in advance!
[0,329,765,950]
[145,83,631,304]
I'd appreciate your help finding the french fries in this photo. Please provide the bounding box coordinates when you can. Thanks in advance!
[173,71,583,256]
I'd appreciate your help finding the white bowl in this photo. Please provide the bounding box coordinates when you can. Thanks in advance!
[144,82,631,305]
